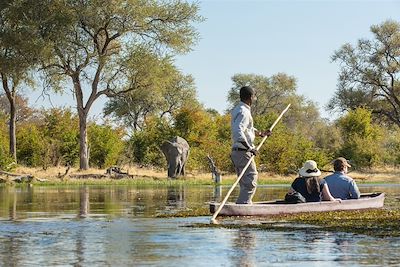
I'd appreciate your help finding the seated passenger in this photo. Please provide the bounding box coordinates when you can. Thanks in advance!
[324,157,360,200]
[287,160,341,202]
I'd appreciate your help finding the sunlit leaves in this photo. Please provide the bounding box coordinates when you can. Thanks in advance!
[330,20,400,127]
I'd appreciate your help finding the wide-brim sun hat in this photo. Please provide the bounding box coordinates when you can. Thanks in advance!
[299,160,321,177]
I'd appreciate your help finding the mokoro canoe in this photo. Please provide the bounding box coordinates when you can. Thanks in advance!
[209,192,385,216]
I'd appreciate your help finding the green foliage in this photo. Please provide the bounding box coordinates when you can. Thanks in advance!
[88,123,125,168]
[14,108,79,168]
[227,73,297,116]
[173,105,232,172]
[0,112,13,170]
[258,120,331,174]
[330,20,400,127]
[337,108,384,168]
[14,0,202,170]
[382,128,400,165]
[42,108,79,166]
[16,123,45,167]
[104,59,197,131]
[128,116,174,166]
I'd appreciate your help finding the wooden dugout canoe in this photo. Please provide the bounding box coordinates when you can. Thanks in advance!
[209,193,385,216]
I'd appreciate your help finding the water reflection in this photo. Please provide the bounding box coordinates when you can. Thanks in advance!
[0,184,398,266]
[9,189,17,221]
[74,226,85,266]
[167,185,185,208]
[213,185,222,201]
[0,184,399,219]
[232,229,257,267]
[79,186,89,218]
[1,235,22,267]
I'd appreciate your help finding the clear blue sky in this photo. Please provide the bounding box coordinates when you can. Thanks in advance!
[28,0,400,120]
[175,0,400,118]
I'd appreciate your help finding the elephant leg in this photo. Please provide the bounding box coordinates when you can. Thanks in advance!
[181,163,185,176]
[176,162,183,177]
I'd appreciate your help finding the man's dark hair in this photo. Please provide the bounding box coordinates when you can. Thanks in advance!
[334,161,344,172]
[240,86,255,101]
[333,157,350,171]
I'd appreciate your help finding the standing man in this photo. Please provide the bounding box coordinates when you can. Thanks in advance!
[324,157,361,200]
[231,86,270,204]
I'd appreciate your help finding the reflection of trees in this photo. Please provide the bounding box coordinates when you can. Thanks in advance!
[167,185,185,209]
[79,186,90,218]
[213,185,222,202]
[0,187,15,219]
[1,236,22,266]
[231,229,257,267]
[74,227,86,266]
[10,189,17,220]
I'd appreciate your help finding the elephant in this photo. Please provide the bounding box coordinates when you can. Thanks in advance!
[161,136,190,178]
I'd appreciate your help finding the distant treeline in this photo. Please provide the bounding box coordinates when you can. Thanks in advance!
[0,0,399,174]
[1,84,400,174]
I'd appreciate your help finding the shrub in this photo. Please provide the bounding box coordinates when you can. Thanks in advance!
[88,123,125,168]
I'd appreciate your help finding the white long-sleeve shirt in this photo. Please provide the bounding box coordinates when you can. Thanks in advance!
[231,101,257,149]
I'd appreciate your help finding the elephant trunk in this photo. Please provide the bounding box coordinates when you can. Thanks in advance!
[168,165,177,178]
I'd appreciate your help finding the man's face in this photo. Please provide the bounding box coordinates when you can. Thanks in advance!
[343,165,348,174]
[249,94,257,106]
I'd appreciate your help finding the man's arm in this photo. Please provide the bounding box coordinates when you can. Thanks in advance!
[255,129,272,137]
[349,180,361,199]
[232,111,251,149]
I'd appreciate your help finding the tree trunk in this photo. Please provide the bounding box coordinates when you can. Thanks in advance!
[9,99,16,162]
[72,73,92,171]
[1,73,17,162]
[78,111,89,170]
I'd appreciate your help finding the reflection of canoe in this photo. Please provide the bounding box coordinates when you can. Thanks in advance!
[209,193,385,216]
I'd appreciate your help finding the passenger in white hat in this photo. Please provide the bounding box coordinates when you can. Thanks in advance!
[287,160,341,202]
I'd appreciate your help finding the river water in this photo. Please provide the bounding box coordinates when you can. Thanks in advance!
[0,184,399,266]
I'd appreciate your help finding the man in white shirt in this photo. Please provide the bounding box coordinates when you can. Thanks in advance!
[231,86,270,204]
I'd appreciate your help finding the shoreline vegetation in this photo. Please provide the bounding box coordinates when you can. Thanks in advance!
[0,165,399,186]
[186,209,400,238]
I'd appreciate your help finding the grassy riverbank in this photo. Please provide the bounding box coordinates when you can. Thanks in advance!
[0,165,399,185]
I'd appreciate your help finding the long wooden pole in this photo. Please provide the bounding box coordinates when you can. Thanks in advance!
[210,104,291,223]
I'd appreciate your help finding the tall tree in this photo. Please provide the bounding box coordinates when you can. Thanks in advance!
[0,94,36,124]
[104,60,197,131]
[0,2,40,161]
[227,73,297,116]
[329,20,400,127]
[227,73,322,136]
[25,0,202,169]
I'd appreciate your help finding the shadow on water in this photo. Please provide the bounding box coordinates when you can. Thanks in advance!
[0,184,399,265]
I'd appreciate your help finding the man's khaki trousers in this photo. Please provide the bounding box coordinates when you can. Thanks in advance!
[231,150,258,204]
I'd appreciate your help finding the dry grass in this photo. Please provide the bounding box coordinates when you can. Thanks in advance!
[345,167,400,183]
[5,165,400,184]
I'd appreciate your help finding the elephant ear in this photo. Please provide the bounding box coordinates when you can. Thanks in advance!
[161,141,173,155]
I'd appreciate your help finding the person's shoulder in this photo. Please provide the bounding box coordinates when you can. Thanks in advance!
[292,177,303,184]
[238,103,250,113]
[343,174,355,182]
[323,173,339,183]
[323,173,335,180]
[232,102,246,113]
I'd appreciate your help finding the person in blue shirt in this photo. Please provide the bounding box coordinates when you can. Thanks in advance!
[324,157,361,200]
[287,160,340,202]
